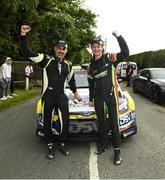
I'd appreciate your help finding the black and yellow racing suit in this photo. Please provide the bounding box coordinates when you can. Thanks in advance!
[88,35,129,149]
[20,35,77,144]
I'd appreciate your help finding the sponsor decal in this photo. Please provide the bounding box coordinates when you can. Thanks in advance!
[119,114,131,126]
[95,70,108,79]
[123,128,136,138]
[119,111,136,126]
[69,121,98,133]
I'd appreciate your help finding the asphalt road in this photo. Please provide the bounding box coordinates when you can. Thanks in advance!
[0,83,165,179]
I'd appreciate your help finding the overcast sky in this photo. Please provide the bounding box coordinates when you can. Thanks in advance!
[84,0,165,55]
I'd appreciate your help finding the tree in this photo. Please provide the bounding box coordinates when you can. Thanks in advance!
[0,0,96,64]
[36,0,96,63]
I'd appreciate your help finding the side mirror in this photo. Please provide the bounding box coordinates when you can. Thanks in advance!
[146,74,150,80]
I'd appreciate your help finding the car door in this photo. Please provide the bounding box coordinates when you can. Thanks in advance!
[136,70,148,94]
[139,70,151,95]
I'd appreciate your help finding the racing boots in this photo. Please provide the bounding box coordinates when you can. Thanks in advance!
[47,142,54,160]
[58,142,70,156]
[95,143,108,155]
[114,149,122,166]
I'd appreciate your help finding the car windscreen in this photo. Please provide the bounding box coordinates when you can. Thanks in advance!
[151,69,165,79]
[66,70,89,88]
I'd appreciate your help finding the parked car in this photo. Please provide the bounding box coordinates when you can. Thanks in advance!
[132,68,165,103]
[36,65,137,141]
[116,61,137,80]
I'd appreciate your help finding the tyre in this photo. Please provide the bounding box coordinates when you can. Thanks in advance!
[150,86,159,103]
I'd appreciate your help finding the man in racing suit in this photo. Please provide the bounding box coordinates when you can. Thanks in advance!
[20,25,81,160]
[88,31,129,165]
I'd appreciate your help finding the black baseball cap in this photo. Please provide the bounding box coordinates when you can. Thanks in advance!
[91,37,104,46]
[54,40,68,48]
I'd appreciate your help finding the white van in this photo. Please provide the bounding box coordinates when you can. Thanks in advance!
[116,62,137,80]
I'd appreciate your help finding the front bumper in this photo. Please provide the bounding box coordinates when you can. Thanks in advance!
[36,110,137,141]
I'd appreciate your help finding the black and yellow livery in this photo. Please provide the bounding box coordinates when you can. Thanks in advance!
[87,35,129,148]
[21,35,77,143]
[36,66,137,141]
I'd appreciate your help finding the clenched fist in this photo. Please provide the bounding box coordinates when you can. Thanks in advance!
[112,31,120,38]
[21,25,31,36]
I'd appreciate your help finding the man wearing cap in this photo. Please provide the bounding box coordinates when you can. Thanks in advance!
[87,32,129,166]
[1,57,13,100]
[20,25,81,160]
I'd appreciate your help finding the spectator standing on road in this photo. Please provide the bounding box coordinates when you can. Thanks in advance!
[1,57,13,99]
[20,25,81,160]
[25,62,33,90]
[87,31,129,166]
[126,60,133,87]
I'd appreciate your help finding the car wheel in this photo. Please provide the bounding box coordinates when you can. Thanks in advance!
[150,86,159,103]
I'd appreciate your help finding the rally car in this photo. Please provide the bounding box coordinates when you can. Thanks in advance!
[36,65,137,141]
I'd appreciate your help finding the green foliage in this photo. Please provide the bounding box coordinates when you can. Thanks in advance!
[127,49,165,69]
[0,0,96,63]
[0,0,40,62]
[36,0,96,59]
[0,88,40,112]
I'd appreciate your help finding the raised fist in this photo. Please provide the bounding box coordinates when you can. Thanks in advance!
[21,25,31,35]
[112,31,120,38]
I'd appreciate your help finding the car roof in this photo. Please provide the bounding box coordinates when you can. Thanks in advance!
[118,61,137,65]
[142,68,165,71]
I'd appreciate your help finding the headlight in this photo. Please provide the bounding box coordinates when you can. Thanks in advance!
[119,96,129,113]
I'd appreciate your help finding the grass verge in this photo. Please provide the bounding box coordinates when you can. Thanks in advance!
[0,88,40,112]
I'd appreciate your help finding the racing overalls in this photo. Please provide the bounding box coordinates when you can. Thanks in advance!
[88,35,129,149]
[20,36,77,144]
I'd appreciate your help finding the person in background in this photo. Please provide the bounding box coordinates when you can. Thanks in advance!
[25,62,33,90]
[126,60,133,87]
[9,60,17,96]
[20,25,81,160]
[1,57,13,99]
[88,31,129,166]
[0,65,6,100]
